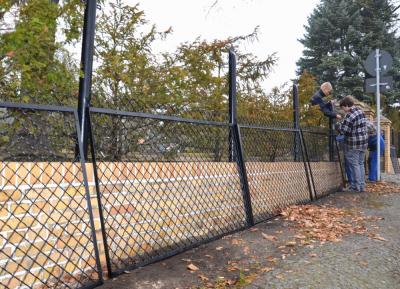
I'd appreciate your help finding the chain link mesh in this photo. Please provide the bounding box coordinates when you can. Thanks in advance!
[0,105,102,289]
[89,109,247,275]
[239,125,310,223]
[238,114,295,129]
[301,129,342,198]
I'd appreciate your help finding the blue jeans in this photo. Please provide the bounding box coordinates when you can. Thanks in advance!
[342,146,353,184]
[345,148,366,191]
[344,157,353,183]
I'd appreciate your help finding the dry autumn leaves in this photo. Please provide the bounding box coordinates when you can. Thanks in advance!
[280,204,379,243]
[184,182,397,288]
[365,181,400,194]
[278,181,398,244]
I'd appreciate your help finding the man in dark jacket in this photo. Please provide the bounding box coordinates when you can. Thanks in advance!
[310,82,342,119]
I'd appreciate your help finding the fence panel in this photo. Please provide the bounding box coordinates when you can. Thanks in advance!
[0,102,345,287]
[301,129,343,198]
[239,125,311,223]
[89,108,247,276]
[0,103,102,289]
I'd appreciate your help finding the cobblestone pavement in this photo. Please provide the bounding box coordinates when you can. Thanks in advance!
[98,176,400,289]
[246,176,400,289]
[381,173,400,184]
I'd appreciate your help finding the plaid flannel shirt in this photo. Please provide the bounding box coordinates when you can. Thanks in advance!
[338,107,368,150]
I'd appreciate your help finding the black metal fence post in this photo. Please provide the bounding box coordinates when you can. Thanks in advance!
[229,49,236,162]
[334,137,346,188]
[329,118,334,161]
[293,84,300,161]
[88,113,113,277]
[299,129,316,201]
[398,131,400,157]
[73,109,104,284]
[228,49,254,226]
[391,127,394,146]
[233,125,254,227]
[77,0,97,159]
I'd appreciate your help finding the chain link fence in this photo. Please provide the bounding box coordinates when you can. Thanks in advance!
[0,102,343,287]
[88,108,248,276]
[301,128,343,199]
[239,124,311,223]
[0,103,103,289]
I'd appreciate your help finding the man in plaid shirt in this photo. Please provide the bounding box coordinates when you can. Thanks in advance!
[338,96,368,192]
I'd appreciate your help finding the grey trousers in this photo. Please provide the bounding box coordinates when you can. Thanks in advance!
[344,148,366,191]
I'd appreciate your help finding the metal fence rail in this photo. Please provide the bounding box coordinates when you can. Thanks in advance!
[0,103,103,289]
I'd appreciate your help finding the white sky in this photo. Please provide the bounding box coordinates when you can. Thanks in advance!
[133,0,321,93]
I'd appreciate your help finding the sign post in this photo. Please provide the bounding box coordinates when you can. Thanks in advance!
[375,49,381,181]
[364,49,393,181]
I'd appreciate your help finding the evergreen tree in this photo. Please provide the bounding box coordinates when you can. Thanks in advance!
[297,0,400,104]
[92,0,169,111]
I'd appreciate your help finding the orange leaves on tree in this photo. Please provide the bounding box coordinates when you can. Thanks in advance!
[5,51,16,57]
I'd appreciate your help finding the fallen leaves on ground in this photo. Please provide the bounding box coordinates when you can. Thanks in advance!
[281,204,376,243]
[275,274,285,280]
[259,267,273,273]
[285,241,297,247]
[367,232,388,241]
[365,182,400,194]
[198,274,209,281]
[261,233,277,242]
[187,263,199,271]
[226,260,240,272]
[231,239,243,245]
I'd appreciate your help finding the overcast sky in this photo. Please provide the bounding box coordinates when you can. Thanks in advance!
[132,0,321,92]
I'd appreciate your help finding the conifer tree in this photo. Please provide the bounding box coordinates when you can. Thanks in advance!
[297,0,400,104]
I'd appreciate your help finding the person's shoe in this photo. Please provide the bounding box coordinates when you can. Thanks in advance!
[343,187,358,193]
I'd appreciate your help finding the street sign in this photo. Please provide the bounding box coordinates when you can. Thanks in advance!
[365,76,393,93]
[364,50,393,76]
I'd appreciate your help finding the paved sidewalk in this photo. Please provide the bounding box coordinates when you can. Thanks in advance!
[246,194,400,288]
[98,175,400,289]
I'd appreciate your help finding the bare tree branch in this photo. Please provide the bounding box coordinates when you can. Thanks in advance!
[206,0,220,17]
[392,4,400,13]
